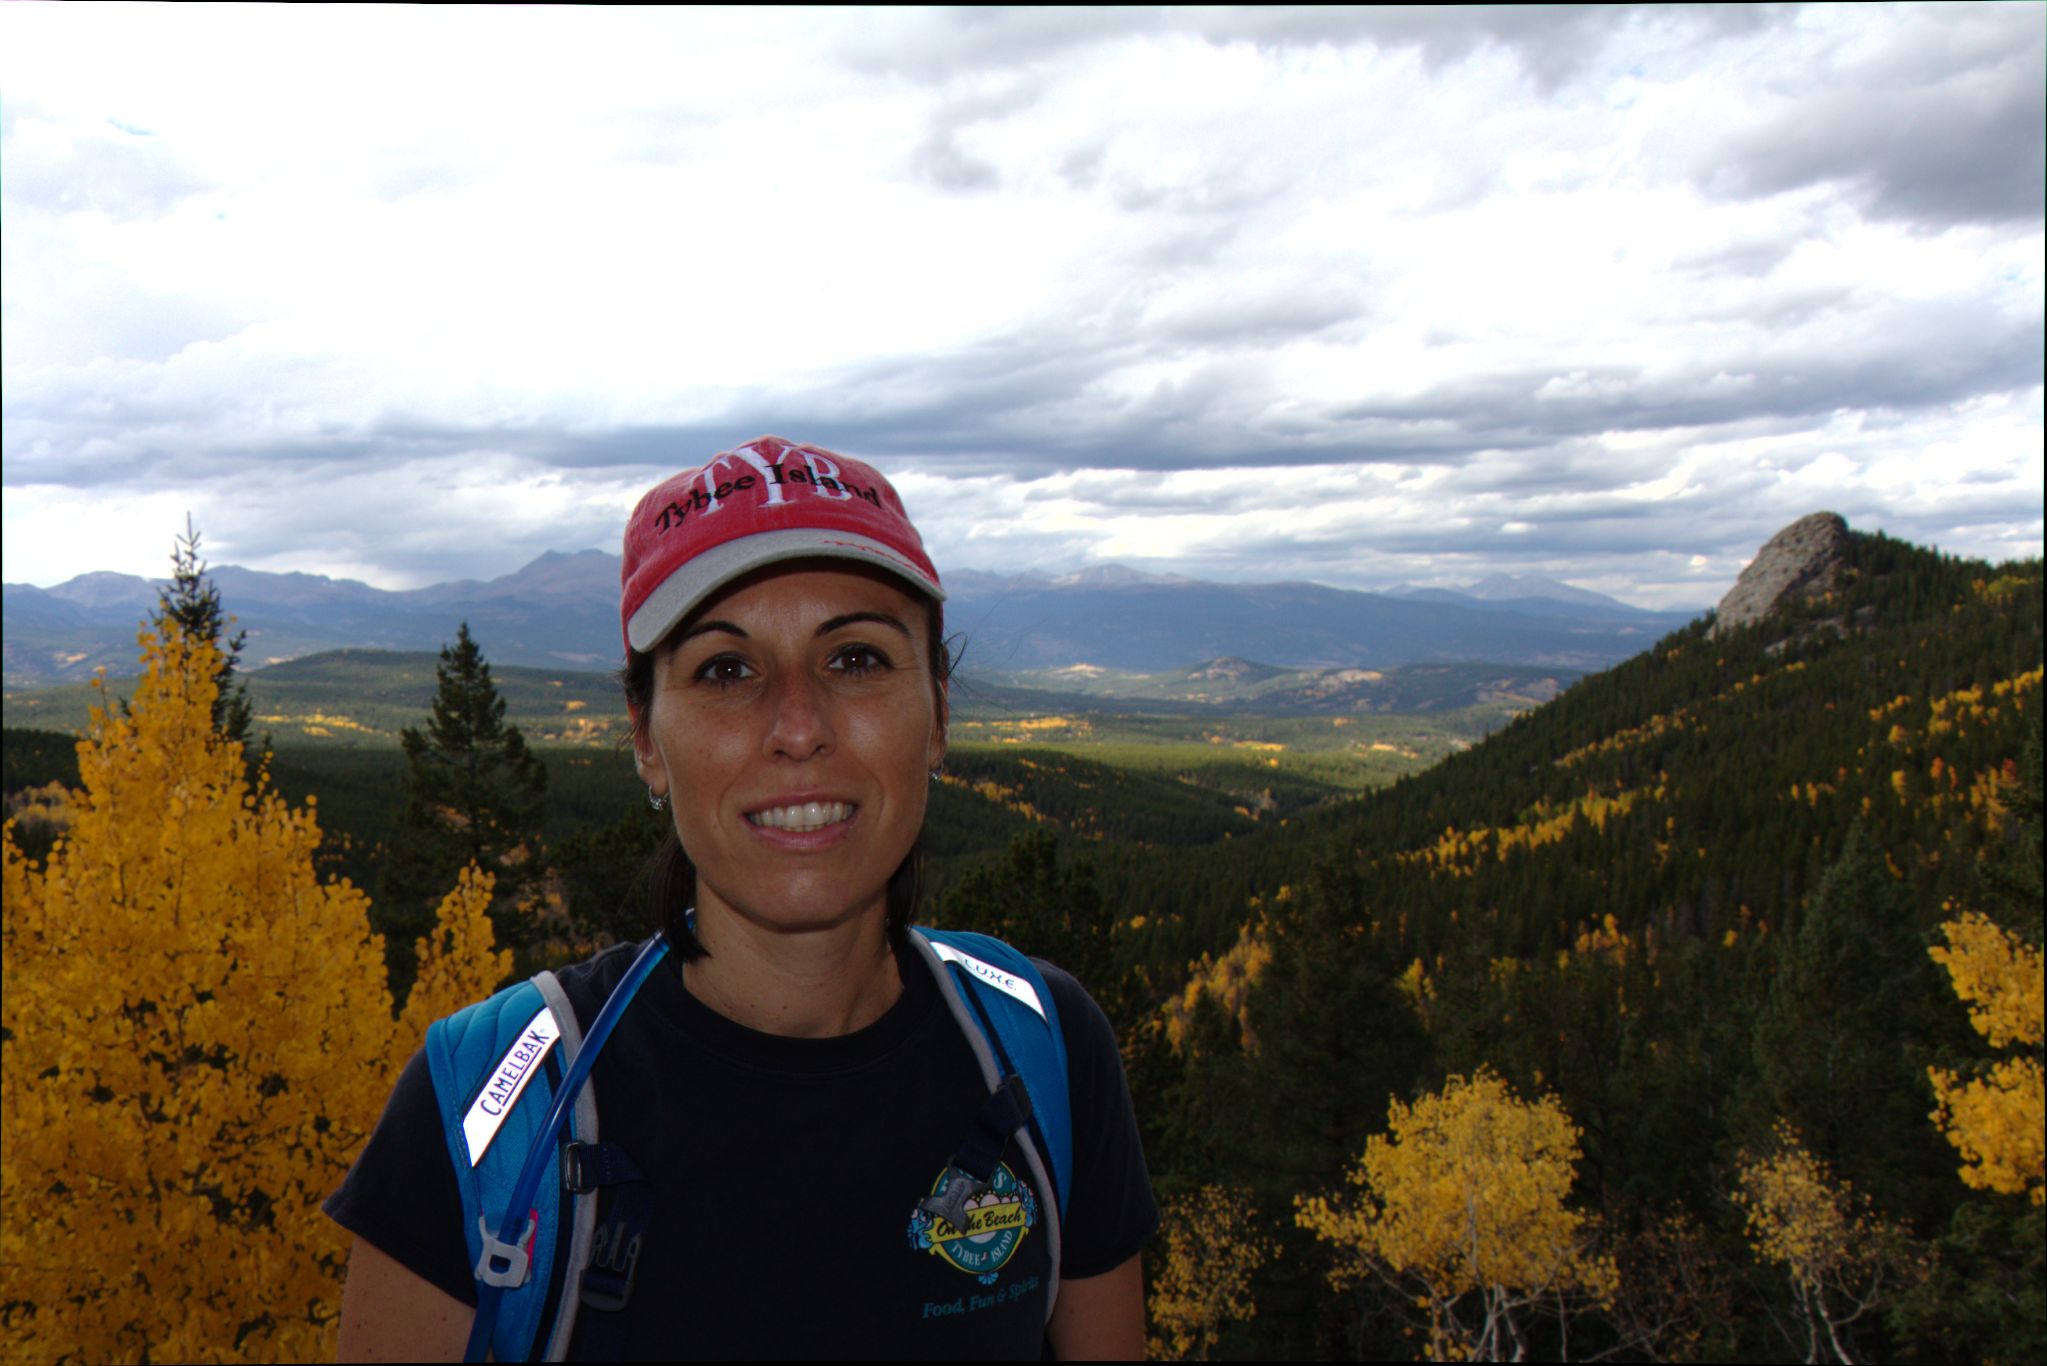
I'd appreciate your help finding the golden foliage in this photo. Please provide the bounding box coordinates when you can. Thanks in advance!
[950,715,1095,741]
[1555,709,1687,769]
[396,863,515,1064]
[1403,785,1661,875]
[1732,1123,1874,1287]
[1295,1069,1615,1361]
[1971,573,2033,603]
[1731,1122,1907,1362]
[2,779,75,837]
[1146,1185,1276,1360]
[1879,669,2044,765]
[1927,912,2045,1204]
[934,772,1053,828]
[1162,912,1272,1055]
[1925,666,2041,736]
[1555,662,1811,769]
[1930,911,2045,1050]
[1,621,506,1362]
[1786,778,1840,808]
[1569,912,1636,967]
[1929,1060,2046,1205]
[1395,957,1436,1026]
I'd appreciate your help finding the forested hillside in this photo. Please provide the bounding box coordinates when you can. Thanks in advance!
[3,525,2038,1361]
[934,530,2044,1360]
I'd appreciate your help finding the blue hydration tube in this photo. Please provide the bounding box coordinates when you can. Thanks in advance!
[465,931,671,1362]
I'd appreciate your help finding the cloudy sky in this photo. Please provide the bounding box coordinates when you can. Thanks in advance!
[3,4,2040,609]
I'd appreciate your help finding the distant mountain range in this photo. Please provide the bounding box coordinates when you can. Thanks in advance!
[1,553,1703,686]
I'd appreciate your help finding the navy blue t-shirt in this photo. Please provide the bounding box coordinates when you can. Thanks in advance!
[325,940,1156,1359]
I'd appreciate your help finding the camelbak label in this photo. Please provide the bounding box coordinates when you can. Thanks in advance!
[929,943,1045,1020]
[463,1007,562,1167]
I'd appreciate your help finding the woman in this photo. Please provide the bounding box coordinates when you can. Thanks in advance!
[328,437,1156,1360]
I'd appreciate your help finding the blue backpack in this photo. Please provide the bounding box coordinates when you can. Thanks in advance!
[423,928,1074,1362]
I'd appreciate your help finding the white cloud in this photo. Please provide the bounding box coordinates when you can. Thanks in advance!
[2,4,2039,610]
[3,485,215,585]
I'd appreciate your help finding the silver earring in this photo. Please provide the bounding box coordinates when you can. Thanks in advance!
[648,788,668,812]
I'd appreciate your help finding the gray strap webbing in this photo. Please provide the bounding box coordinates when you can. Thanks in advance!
[909,934,1064,1321]
[531,969,601,1363]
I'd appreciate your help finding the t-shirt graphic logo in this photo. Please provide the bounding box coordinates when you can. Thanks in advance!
[906,1160,1036,1282]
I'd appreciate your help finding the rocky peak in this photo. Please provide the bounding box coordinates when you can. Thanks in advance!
[1713,512,1850,635]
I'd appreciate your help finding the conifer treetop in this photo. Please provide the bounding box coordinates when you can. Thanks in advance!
[416,622,515,760]
[151,514,253,745]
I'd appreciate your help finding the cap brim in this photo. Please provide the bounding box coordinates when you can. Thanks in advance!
[625,528,947,654]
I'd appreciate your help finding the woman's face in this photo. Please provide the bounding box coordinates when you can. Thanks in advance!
[631,563,947,936]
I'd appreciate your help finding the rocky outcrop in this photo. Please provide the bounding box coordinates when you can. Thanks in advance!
[1713,512,1850,636]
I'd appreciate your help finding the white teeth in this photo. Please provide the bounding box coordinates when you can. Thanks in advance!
[747,801,853,832]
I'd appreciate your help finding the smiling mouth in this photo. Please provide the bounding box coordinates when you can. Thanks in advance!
[746,801,856,832]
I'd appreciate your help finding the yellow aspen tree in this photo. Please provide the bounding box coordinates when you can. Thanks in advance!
[1926,911,2045,1205]
[397,863,514,1063]
[1,621,507,1363]
[1294,1068,1616,1361]
[1146,1185,1276,1360]
[1731,1121,1905,1365]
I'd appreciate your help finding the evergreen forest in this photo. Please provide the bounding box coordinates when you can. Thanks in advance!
[1025,531,2046,1362]
[2,526,2040,1362]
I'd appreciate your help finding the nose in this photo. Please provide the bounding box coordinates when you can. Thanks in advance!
[764,669,834,761]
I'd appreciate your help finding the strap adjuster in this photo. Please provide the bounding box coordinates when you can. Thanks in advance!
[920,1074,1034,1235]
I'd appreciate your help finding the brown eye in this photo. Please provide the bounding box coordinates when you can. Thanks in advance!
[830,644,891,676]
[693,654,754,685]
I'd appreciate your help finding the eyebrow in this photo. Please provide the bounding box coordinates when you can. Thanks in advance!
[672,611,913,648]
[818,611,913,640]
[675,619,746,647]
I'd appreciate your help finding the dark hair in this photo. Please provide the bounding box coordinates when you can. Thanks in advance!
[621,585,952,962]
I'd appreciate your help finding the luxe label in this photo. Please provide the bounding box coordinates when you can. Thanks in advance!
[930,942,1046,1020]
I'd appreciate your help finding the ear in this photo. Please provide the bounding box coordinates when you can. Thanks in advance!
[629,704,670,795]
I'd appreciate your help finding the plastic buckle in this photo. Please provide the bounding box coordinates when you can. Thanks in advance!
[579,1222,642,1313]
[917,1165,990,1237]
[475,1212,537,1289]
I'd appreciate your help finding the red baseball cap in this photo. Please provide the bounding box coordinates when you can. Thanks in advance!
[620,435,945,654]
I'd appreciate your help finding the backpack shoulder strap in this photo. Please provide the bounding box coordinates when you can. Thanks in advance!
[530,971,601,1363]
[424,972,587,1362]
[910,928,1074,1314]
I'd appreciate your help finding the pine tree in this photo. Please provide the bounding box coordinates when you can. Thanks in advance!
[1894,731,2046,1359]
[1744,822,1959,1223]
[152,515,253,745]
[933,828,1118,1012]
[1229,868,1429,1358]
[377,623,547,997]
